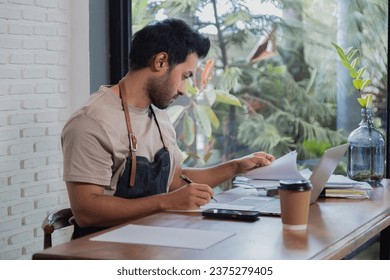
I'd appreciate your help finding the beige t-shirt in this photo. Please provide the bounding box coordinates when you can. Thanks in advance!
[61,86,183,193]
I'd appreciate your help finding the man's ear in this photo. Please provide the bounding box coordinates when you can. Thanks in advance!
[153,52,168,71]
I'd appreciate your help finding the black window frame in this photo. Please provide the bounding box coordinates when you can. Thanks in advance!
[109,0,132,85]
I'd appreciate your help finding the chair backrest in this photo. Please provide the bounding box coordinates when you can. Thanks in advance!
[42,208,73,249]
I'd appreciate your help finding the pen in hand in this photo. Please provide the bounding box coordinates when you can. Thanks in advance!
[180,174,218,202]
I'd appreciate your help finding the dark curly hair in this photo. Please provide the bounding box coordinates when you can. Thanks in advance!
[129,18,210,70]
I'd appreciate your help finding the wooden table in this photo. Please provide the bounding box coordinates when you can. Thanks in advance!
[33,180,390,260]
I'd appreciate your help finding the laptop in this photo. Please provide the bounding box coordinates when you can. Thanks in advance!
[211,144,349,216]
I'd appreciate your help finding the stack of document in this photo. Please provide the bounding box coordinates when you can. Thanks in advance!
[324,178,371,199]
[233,175,371,199]
[242,150,372,199]
[301,169,372,199]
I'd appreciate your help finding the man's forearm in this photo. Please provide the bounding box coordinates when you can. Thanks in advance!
[67,183,167,228]
[182,159,239,188]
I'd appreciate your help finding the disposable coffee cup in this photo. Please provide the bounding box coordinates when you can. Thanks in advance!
[278,179,312,231]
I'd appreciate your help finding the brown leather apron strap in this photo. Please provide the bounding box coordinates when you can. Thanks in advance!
[118,80,137,187]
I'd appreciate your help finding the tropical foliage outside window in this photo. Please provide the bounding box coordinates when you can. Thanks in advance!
[132,0,388,174]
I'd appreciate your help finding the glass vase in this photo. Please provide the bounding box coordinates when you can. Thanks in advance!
[347,108,385,185]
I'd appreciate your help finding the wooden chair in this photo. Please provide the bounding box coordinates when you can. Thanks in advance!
[42,208,74,249]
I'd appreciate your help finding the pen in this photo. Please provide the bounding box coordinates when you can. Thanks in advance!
[180,174,218,202]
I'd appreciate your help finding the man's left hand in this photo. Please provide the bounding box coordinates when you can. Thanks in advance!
[236,152,275,174]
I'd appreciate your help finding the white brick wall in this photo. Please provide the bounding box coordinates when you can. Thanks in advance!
[0,0,73,259]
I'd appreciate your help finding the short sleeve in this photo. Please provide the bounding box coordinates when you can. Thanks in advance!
[61,114,114,186]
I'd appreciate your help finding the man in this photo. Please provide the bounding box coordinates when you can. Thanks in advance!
[62,18,275,238]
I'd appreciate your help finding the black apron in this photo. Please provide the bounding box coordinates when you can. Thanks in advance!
[72,81,170,239]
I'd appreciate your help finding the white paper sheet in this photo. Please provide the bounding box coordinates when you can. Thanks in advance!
[246,151,305,180]
[90,224,235,250]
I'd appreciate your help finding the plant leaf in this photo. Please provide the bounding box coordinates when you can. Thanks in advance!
[361,78,371,89]
[217,66,242,92]
[345,47,354,57]
[183,115,195,146]
[365,94,373,108]
[356,66,366,79]
[194,105,212,138]
[186,80,198,96]
[353,79,363,90]
[180,150,189,163]
[215,90,242,107]
[332,42,348,61]
[348,68,358,79]
[204,106,220,129]
[346,49,358,61]
[332,42,358,78]
[340,60,358,78]
[272,65,287,74]
[341,59,351,69]
[204,89,216,106]
[203,151,213,163]
[350,57,359,69]
[201,58,215,89]
[357,97,366,107]
[167,105,184,124]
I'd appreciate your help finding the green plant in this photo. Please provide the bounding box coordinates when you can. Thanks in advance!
[167,59,242,164]
[331,42,373,108]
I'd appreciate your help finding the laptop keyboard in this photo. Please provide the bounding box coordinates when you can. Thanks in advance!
[227,197,281,215]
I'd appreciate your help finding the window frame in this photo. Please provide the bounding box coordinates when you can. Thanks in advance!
[108,0,132,84]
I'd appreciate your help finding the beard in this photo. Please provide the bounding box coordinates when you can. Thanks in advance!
[145,72,177,110]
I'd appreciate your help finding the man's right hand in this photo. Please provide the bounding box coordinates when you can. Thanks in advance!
[161,183,214,210]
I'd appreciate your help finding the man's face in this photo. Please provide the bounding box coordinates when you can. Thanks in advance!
[146,53,199,109]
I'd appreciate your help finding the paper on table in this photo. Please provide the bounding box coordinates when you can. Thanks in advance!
[246,151,305,180]
[299,169,372,190]
[90,224,235,250]
[324,188,370,199]
[245,150,372,191]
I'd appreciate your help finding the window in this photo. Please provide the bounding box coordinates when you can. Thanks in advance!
[121,0,388,177]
